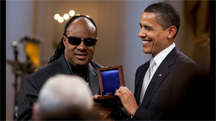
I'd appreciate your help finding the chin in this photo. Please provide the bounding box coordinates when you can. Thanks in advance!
[143,50,150,54]
[75,61,89,66]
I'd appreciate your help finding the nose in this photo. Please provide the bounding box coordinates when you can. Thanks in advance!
[138,28,146,38]
[77,41,87,51]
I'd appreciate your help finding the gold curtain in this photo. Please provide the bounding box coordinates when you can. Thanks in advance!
[185,0,210,70]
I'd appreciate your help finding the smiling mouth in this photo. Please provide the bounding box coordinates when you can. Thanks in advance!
[142,39,152,44]
[75,53,87,60]
[142,41,151,44]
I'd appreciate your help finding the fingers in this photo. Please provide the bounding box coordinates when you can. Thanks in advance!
[115,86,135,104]
[116,86,128,92]
[115,86,125,96]
[115,86,131,99]
[93,94,101,99]
[121,86,129,93]
[116,86,129,94]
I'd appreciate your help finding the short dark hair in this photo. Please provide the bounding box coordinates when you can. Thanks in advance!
[144,2,181,38]
[48,15,97,64]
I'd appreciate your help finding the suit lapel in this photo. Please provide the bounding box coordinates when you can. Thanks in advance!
[58,54,71,75]
[141,62,170,107]
[135,62,150,104]
[58,54,99,95]
[88,62,100,95]
[141,47,179,108]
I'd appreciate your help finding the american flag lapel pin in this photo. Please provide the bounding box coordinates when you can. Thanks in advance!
[159,74,162,77]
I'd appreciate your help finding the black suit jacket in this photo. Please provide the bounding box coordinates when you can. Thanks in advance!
[133,47,198,120]
[17,54,103,121]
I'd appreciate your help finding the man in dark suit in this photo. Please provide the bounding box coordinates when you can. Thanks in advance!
[115,2,198,120]
[17,15,102,120]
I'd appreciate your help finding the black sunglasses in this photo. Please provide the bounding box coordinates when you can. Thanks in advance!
[65,36,97,46]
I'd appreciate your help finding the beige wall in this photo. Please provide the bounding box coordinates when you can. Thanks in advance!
[33,0,158,92]
[170,1,195,58]
[6,1,34,120]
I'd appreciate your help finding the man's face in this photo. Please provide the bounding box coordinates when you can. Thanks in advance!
[63,17,97,66]
[139,12,170,57]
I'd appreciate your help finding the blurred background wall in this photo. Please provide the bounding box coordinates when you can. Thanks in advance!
[6,0,210,120]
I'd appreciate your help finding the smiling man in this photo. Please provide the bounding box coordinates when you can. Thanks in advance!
[17,15,102,120]
[115,2,199,120]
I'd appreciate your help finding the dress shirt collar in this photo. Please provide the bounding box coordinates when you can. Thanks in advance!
[152,43,176,66]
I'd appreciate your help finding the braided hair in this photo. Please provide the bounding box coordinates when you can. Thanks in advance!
[47,15,97,64]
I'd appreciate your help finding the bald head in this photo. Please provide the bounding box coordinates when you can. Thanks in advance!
[48,15,98,64]
[63,17,98,67]
[67,17,97,38]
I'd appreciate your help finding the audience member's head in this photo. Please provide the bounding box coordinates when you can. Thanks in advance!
[40,106,102,121]
[32,74,100,120]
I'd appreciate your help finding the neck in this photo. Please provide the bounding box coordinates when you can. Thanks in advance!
[64,53,88,73]
[71,64,88,73]
[152,39,175,57]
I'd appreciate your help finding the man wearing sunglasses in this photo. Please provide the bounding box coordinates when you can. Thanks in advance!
[17,15,102,120]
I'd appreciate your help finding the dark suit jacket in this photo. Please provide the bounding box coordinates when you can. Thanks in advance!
[133,47,198,120]
[17,54,103,121]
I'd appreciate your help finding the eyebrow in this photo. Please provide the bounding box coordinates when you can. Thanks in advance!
[139,23,153,30]
[144,25,153,29]
[139,23,142,27]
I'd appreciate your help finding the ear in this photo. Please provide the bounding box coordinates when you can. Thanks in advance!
[62,36,67,46]
[167,26,177,39]
[32,102,40,121]
[95,38,98,45]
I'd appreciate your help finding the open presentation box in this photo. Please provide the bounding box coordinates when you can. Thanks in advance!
[95,65,125,100]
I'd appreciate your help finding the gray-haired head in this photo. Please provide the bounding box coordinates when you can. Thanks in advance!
[34,74,93,119]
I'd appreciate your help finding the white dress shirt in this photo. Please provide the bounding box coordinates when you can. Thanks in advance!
[149,43,176,80]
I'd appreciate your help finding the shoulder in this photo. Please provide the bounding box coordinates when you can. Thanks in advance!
[89,60,103,69]
[169,51,199,80]
[23,59,63,88]
[175,51,198,68]
[18,61,62,120]
[165,47,198,70]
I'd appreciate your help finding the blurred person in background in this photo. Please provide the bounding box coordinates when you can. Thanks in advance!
[32,74,102,120]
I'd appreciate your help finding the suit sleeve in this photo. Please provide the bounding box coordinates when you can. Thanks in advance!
[17,76,40,121]
[133,107,165,120]
[169,63,199,119]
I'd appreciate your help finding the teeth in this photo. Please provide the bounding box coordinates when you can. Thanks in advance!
[142,41,149,44]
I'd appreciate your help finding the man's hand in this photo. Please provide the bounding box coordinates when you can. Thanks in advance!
[93,95,113,121]
[115,86,139,116]
[93,94,101,100]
